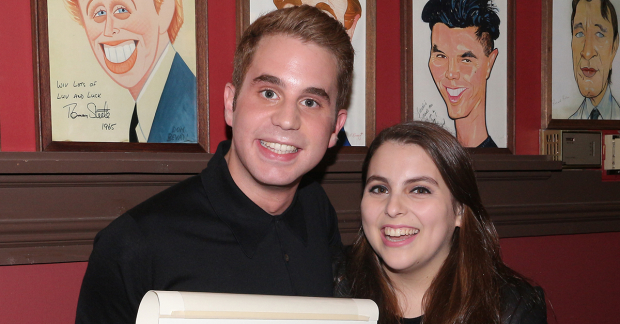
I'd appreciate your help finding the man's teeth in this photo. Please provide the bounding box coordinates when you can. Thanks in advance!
[103,42,136,63]
[447,87,466,97]
[260,140,298,154]
[384,227,419,237]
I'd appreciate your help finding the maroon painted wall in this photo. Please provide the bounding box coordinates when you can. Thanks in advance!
[0,1,618,323]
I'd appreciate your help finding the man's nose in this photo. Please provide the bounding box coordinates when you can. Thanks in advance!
[581,33,597,61]
[103,16,120,37]
[445,58,460,80]
[271,100,301,131]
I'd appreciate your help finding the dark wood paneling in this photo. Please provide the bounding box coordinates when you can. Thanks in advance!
[0,152,618,265]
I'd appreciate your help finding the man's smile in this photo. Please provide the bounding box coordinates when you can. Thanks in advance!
[100,40,138,74]
[260,140,299,154]
[445,86,467,103]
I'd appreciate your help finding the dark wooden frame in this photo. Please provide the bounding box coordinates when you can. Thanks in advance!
[31,0,209,152]
[400,0,516,154]
[235,0,376,150]
[541,0,620,130]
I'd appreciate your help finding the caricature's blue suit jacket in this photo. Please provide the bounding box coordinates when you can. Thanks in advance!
[148,53,197,143]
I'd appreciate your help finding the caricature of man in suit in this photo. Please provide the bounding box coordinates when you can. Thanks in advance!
[570,0,620,120]
[273,0,361,146]
[422,0,500,148]
[64,0,197,143]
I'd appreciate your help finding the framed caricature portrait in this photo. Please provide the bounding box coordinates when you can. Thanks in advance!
[33,0,208,152]
[402,0,515,151]
[237,0,376,147]
[542,0,620,129]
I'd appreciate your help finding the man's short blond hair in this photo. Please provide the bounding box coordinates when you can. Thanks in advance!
[63,0,184,43]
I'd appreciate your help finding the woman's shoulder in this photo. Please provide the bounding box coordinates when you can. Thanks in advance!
[500,279,547,324]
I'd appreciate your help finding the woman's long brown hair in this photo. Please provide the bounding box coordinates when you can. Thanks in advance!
[344,121,533,324]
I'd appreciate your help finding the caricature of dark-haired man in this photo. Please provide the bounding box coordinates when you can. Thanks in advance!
[570,0,620,120]
[422,0,500,148]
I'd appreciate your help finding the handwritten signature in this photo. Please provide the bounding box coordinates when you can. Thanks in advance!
[415,101,445,126]
[552,95,569,106]
[63,102,110,119]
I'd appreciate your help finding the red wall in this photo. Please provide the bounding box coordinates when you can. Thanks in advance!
[0,1,618,323]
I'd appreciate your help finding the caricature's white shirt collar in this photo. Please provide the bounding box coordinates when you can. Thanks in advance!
[135,44,176,142]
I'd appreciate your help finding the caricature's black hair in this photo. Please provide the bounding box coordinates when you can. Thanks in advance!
[422,0,500,56]
[572,0,618,42]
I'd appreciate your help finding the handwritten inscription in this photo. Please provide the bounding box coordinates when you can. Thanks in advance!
[63,102,110,119]
[56,80,112,120]
[415,101,446,126]
[167,126,187,142]
[102,123,116,130]
[552,95,569,106]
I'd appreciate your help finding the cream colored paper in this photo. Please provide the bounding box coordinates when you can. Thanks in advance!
[136,291,379,324]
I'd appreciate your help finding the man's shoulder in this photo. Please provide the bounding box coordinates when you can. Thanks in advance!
[297,177,332,205]
[98,174,207,242]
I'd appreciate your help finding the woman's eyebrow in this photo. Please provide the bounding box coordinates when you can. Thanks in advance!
[404,176,438,186]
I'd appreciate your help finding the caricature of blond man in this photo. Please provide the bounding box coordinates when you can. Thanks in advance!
[64,0,197,143]
[273,0,361,39]
[274,0,361,146]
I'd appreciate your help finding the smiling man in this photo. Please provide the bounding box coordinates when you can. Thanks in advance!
[422,0,500,148]
[570,0,620,120]
[64,0,197,142]
[75,5,352,324]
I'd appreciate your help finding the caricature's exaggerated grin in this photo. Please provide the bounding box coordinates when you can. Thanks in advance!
[101,40,138,74]
[445,87,467,103]
[260,140,299,155]
[383,226,420,243]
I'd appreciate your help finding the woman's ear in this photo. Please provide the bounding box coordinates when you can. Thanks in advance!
[455,205,464,227]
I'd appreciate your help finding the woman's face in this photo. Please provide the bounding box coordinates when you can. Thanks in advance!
[361,141,461,276]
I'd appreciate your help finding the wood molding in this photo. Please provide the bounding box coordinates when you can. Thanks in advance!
[0,152,617,265]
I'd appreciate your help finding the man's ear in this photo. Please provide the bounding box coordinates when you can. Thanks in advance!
[157,0,176,36]
[224,83,236,127]
[347,14,361,40]
[328,109,348,148]
[486,48,499,80]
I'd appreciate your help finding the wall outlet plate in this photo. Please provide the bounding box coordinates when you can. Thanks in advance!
[604,135,620,171]
[540,130,601,168]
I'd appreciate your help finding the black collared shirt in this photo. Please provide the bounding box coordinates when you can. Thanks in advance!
[75,141,342,324]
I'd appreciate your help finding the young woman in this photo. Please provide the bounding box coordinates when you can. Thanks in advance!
[338,122,547,324]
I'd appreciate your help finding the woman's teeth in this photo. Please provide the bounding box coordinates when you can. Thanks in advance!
[384,227,419,241]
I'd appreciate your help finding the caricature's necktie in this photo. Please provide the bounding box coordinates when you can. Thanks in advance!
[589,108,601,120]
[129,104,139,142]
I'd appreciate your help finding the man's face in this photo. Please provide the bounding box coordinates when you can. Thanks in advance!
[572,0,618,99]
[428,24,498,120]
[279,0,358,38]
[224,35,347,190]
[78,0,172,90]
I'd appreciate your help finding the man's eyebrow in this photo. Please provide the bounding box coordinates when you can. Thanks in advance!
[573,22,584,31]
[432,44,445,53]
[303,87,331,104]
[84,0,137,14]
[252,74,284,87]
[595,24,608,33]
[461,51,477,59]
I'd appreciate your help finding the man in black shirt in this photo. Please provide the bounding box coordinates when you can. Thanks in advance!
[75,6,353,324]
